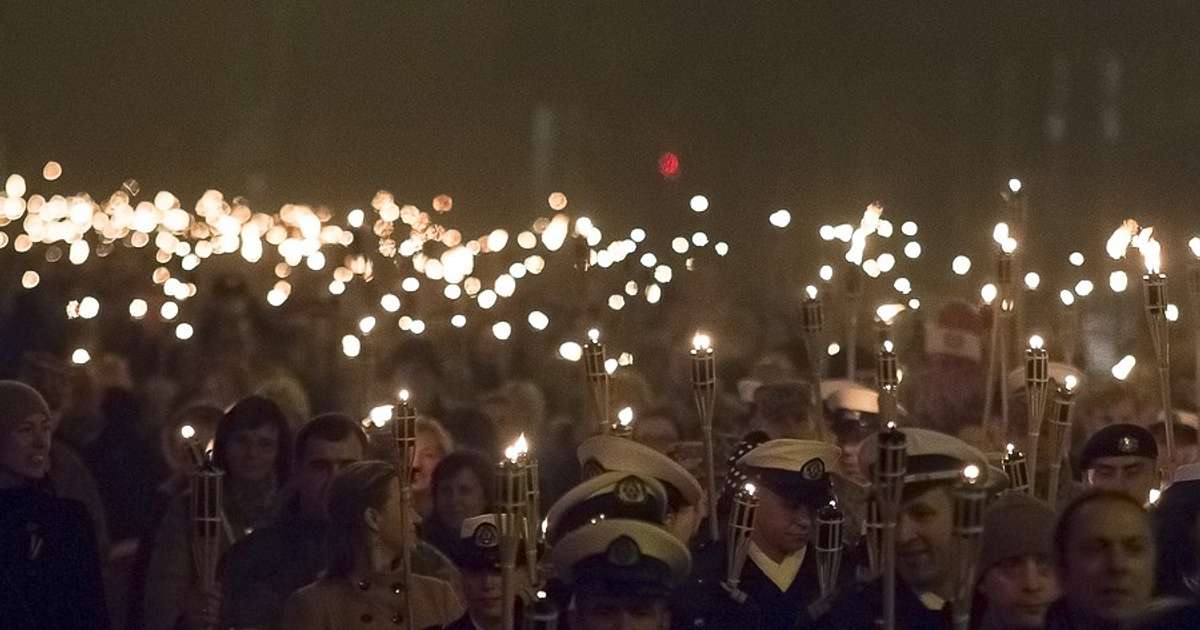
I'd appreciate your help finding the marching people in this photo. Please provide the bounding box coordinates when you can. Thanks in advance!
[280,460,463,629]
[1078,424,1160,505]
[0,380,110,630]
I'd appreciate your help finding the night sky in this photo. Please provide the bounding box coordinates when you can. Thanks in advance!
[4,3,1200,289]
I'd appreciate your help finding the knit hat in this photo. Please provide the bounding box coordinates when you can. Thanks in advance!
[977,493,1055,576]
[0,380,52,426]
[925,301,985,363]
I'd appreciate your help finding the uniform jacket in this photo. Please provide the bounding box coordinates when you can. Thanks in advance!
[801,576,951,630]
[281,573,463,630]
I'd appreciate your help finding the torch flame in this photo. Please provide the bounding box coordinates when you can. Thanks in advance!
[962,464,981,484]
[882,340,895,353]
[692,332,712,352]
[505,433,529,462]
[1005,442,1015,456]
[617,407,634,427]
[805,285,818,300]
[1189,237,1200,259]
[587,328,600,344]
[1139,236,1162,274]
[992,223,1010,245]
[743,482,757,496]
[875,303,906,326]
[1106,219,1140,260]
[1064,374,1079,392]
[398,389,410,403]
[1029,335,1044,350]
[180,424,196,440]
[1001,237,1018,254]
[981,283,998,305]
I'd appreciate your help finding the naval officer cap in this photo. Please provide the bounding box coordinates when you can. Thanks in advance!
[550,518,691,598]
[735,439,841,509]
[451,514,516,571]
[1079,423,1157,471]
[823,381,881,442]
[544,471,668,545]
[861,427,1006,495]
[577,435,703,509]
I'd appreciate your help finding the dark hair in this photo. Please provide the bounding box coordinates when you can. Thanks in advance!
[295,413,368,464]
[213,395,293,483]
[1153,479,1200,597]
[325,461,397,578]
[431,450,495,511]
[1054,489,1147,568]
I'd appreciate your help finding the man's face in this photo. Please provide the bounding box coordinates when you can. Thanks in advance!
[575,594,669,630]
[461,568,503,623]
[296,436,363,519]
[0,413,52,482]
[839,439,867,484]
[979,555,1060,629]
[1086,456,1158,504]
[750,485,812,558]
[896,485,955,594]
[1061,499,1155,623]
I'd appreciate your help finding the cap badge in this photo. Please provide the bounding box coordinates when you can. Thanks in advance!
[1118,436,1138,454]
[616,476,647,505]
[606,535,641,567]
[801,458,825,480]
[474,523,499,548]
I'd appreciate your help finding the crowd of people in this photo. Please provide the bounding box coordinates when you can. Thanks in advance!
[4,295,1200,630]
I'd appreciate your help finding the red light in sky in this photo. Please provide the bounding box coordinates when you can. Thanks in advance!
[658,152,680,179]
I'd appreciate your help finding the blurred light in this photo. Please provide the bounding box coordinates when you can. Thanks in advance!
[517,231,537,249]
[559,341,583,362]
[341,335,361,358]
[5,174,26,197]
[160,301,179,320]
[21,271,40,289]
[175,323,194,340]
[819,225,835,241]
[348,209,364,228]
[528,311,549,330]
[129,299,148,319]
[401,277,420,292]
[608,295,626,310]
[71,348,91,365]
[381,294,401,312]
[1060,290,1075,306]
[1024,272,1041,290]
[819,265,834,282]
[1008,178,1022,193]
[654,265,673,283]
[952,255,971,276]
[42,161,62,181]
[1069,252,1085,267]
[900,221,918,237]
[658,152,680,179]
[79,297,100,319]
[691,231,709,247]
[1109,271,1128,293]
[645,284,662,304]
[1190,237,1200,258]
[907,298,921,310]
[329,280,346,295]
[904,242,922,259]
[451,314,467,328]
[548,192,568,211]
[877,220,894,238]
[993,223,1010,245]
[492,321,512,340]
[1074,280,1095,297]
[1111,355,1136,381]
[715,242,729,256]
[359,316,377,334]
[827,343,841,356]
[640,253,658,268]
[671,238,689,254]
[444,284,462,300]
[769,209,792,228]
[495,274,516,297]
[630,228,646,243]
[1167,304,1180,322]
[478,290,498,309]
[981,283,998,305]
[409,319,426,334]
[876,253,896,273]
[894,277,912,294]
[689,195,709,213]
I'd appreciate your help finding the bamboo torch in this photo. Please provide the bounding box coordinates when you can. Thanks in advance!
[875,304,906,429]
[1024,335,1049,493]
[186,424,223,630]
[980,284,1000,429]
[723,482,758,603]
[951,465,987,630]
[873,425,908,630]
[613,407,635,440]
[1045,375,1079,510]
[845,266,864,382]
[816,501,845,598]
[802,286,829,442]
[1189,238,1200,414]
[691,332,720,543]
[1141,237,1175,465]
[517,434,541,589]
[863,495,882,580]
[1001,443,1030,496]
[498,438,529,630]
[392,390,419,630]
[582,328,611,436]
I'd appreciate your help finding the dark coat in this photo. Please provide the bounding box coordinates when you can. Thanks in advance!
[0,485,110,630]
[800,576,950,630]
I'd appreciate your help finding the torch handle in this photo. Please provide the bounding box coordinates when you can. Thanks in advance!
[805,334,829,443]
[880,520,897,630]
[998,321,1010,442]
[982,308,999,430]
[701,424,720,543]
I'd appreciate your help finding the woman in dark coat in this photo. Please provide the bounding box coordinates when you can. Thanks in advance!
[0,380,110,630]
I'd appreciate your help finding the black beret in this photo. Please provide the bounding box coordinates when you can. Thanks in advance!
[1080,423,1157,470]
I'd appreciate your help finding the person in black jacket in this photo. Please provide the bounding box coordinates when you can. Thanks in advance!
[0,380,110,630]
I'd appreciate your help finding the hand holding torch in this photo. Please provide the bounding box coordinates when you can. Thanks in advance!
[951,465,987,630]
[723,482,758,603]
[691,332,721,543]
[816,501,845,598]
[1024,335,1049,493]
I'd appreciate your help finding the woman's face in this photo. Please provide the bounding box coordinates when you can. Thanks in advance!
[436,468,487,531]
[223,424,280,485]
[0,413,52,483]
[412,431,444,492]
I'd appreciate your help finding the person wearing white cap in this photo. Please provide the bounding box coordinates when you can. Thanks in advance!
[552,517,691,630]
[675,439,845,630]
[807,427,1004,630]
[577,435,705,543]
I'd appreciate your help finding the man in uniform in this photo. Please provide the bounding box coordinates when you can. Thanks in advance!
[674,439,848,630]
[1079,423,1160,505]
[444,514,513,630]
[577,434,705,543]
[805,427,1002,630]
